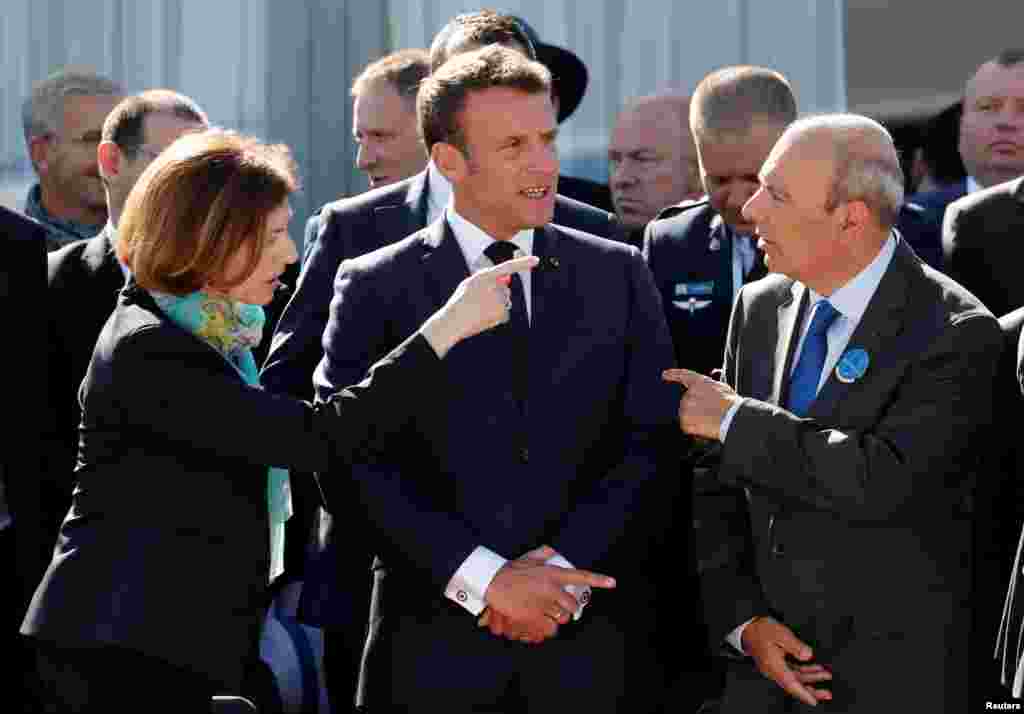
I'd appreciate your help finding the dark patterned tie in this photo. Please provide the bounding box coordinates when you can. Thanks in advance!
[484,241,529,408]
[786,300,839,416]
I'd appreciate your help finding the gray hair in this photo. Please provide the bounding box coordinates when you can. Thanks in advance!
[21,67,122,143]
[790,114,904,229]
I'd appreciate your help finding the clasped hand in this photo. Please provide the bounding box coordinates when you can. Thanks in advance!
[478,545,614,645]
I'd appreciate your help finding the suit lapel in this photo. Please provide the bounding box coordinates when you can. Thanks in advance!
[771,283,807,406]
[529,225,571,343]
[374,170,430,240]
[417,217,471,316]
[806,241,911,421]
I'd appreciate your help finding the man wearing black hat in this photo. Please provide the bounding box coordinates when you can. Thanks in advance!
[506,15,614,213]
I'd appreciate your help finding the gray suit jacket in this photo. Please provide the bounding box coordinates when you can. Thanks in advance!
[706,239,1000,710]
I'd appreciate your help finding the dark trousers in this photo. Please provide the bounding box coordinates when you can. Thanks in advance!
[32,639,217,714]
[366,607,664,714]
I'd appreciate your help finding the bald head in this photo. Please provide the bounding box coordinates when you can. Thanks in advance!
[743,113,903,294]
[609,91,702,230]
[779,114,904,229]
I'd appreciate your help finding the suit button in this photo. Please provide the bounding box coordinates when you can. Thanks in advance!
[771,543,785,557]
[519,447,529,464]
[456,590,467,602]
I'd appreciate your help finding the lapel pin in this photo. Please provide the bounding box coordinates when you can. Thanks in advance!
[835,348,869,384]
[546,256,560,270]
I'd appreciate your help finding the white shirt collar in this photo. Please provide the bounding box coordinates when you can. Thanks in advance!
[966,175,982,195]
[427,161,453,221]
[807,234,897,324]
[444,203,534,268]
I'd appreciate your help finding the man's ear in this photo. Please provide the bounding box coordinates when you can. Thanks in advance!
[432,141,466,185]
[29,135,51,174]
[97,141,121,181]
[842,199,872,234]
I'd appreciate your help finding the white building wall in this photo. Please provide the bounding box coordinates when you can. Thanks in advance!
[0,0,846,234]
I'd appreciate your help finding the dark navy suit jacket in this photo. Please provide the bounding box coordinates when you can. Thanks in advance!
[909,177,968,230]
[304,218,680,638]
[264,168,617,401]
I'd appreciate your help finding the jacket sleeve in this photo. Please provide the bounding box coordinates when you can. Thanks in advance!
[108,323,446,475]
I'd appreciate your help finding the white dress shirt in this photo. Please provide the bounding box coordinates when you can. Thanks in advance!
[440,202,588,619]
[720,235,897,653]
[425,161,451,224]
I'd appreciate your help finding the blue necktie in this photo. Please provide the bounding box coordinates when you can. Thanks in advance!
[787,300,839,416]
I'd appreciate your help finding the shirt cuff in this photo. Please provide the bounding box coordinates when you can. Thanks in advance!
[719,399,744,442]
[546,553,590,621]
[726,616,759,655]
[444,545,507,615]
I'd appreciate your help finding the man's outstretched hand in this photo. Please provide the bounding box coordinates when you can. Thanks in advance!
[742,617,833,707]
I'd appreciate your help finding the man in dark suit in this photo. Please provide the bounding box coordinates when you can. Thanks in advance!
[943,176,1024,317]
[642,66,795,712]
[664,114,1001,712]
[645,66,794,379]
[264,16,617,711]
[914,49,1024,232]
[987,307,1024,702]
[45,90,208,519]
[313,45,678,712]
[0,205,48,714]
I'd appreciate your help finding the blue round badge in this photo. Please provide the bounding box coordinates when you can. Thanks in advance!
[835,348,870,384]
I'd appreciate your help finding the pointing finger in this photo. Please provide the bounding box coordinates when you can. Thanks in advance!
[547,567,616,589]
[662,368,701,387]
[484,255,539,279]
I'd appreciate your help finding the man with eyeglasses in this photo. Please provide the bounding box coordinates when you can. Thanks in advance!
[21,67,123,251]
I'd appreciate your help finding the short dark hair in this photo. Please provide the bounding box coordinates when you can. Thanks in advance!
[418,44,550,156]
[429,9,536,72]
[351,48,430,104]
[102,89,208,159]
[994,48,1024,68]
[691,66,797,140]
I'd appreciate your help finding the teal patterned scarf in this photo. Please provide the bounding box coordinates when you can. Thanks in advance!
[150,289,292,583]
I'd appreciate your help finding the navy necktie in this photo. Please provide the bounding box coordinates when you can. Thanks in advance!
[787,299,839,416]
[484,241,529,408]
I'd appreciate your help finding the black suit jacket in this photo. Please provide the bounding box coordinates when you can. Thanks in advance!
[943,176,1024,316]
[0,205,48,714]
[1,206,48,616]
[44,227,124,507]
[995,306,1024,697]
[708,240,1000,711]
[21,282,450,688]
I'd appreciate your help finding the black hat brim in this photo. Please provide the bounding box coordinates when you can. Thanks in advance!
[535,43,588,124]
